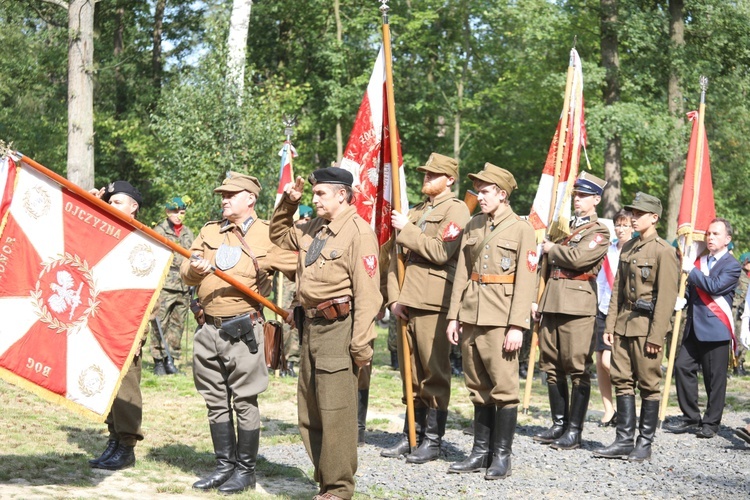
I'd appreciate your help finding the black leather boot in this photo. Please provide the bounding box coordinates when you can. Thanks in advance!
[406,409,447,464]
[533,377,569,443]
[485,406,516,480]
[390,350,399,370]
[448,405,494,473]
[358,389,369,446]
[88,439,118,467]
[593,395,636,459]
[628,399,659,462]
[193,421,237,490]
[153,358,167,376]
[218,428,259,494]
[164,357,178,375]
[381,407,426,458]
[95,443,135,470]
[551,384,590,450]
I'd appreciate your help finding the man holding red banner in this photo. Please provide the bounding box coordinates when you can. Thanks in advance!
[666,218,741,439]
[381,153,470,464]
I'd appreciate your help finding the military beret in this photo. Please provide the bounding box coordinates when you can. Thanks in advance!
[625,191,663,217]
[102,180,142,206]
[308,167,353,187]
[468,163,518,195]
[213,171,261,196]
[299,204,313,218]
[573,171,606,196]
[165,196,187,210]
[739,252,750,264]
[417,153,458,179]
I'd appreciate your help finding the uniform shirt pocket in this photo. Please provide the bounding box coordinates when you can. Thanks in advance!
[317,246,348,283]
[635,258,656,283]
[495,239,519,272]
[422,214,446,234]
[315,356,352,410]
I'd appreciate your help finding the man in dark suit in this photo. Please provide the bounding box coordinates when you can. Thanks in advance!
[666,218,741,439]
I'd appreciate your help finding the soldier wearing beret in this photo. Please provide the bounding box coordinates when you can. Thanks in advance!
[446,164,536,479]
[533,172,610,450]
[181,172,296,493]
[594,192,679,461]
[87,181,145,471]
[270,167,382,500]
[150,196,194,375]
[381,152,470,463]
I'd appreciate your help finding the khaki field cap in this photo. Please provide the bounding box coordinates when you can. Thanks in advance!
[573,171,607,196]
[417,153,459,179]
[625,192,663,217]
[468,163,517,195]
[213,171,261,196]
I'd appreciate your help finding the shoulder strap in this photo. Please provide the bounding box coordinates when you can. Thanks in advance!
[560,221,599,245]
[232,226,261,277]
[471,216,520,264]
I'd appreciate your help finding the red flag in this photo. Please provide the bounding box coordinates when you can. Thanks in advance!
[275,140,298,208]
[677,110,715,241]
[0,156,172,421]
[339,46,407,246]
[528,48,587,242]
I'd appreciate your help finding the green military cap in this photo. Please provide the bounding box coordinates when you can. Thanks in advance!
[165,196,187,210]
[213,171,261,196]
[573,171,606,196]
[625,191,663,217]
[417,153,458,179]
[468,163,517,195]
[739,252,750,264]
[308,167,353,187]
[299,204,313,218]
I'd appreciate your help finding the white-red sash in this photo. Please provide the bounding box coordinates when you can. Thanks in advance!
[695,255,736,352]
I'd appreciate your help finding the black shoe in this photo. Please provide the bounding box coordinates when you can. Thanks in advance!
[519,362,528,379]
[696,425,717,439]
[485,406,516,480]
[164,357,178,375]
[358,389,369,447]
[89,439,118,467]
[406,409,447,464]
[598,412,618,427]
[390,350,399,370]
[448,405,493,474]
[592,395,635,459]
[94,443,135,470]
[628,400,659,462]
[153,358,167,376]
[663,418,699,434]
[550,385,590,450]
[193,421,236,490]
[217,428,259,494]
[381,408,426,458]
[450,354,463,377]
[533,377,569,444]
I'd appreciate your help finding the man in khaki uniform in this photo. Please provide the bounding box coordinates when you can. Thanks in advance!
[87,181,145,471]
[381,153,470,463]
[150,196,194,374]
[182,172,296,494]
[594,192,679,462]
[270,167,382,500]
[446,164,536,480]
[533,172,610,450]
[731,253,750,375]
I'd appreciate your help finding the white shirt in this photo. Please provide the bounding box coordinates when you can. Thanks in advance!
[596,241,621,315]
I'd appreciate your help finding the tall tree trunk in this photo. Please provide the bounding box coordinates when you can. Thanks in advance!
[600,0,621,218]
[114,2,127,172]
[334,0,343,161]
[666,0,685,240]
[66,0,95,189]
[152,0,166,94]
[226,0,253,103]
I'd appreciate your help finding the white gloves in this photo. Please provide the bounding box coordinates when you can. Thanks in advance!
[681,257,695,274]
[741,316,750,350]
[674,298,687,311]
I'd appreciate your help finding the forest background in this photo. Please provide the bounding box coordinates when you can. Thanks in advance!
[1,0,749,249]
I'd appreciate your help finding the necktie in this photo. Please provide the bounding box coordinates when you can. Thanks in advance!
[708,256,716,271]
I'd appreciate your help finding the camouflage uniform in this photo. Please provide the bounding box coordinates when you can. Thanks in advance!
[732,270,750,373]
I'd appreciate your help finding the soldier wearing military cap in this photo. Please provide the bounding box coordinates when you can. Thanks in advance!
[181,172,296,493]
[533,171,610,451]
[150,196,194,375]
[593,192,679,462]
[87,181,144,471]
[381,153,470,464]
[271,167,382,500]
[446,163,535,480]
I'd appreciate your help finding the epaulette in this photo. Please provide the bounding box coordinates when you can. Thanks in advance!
[654,237,670,247]
[202,220,222,228]
[258,219,270,226]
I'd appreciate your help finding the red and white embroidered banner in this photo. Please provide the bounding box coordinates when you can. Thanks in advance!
[275,140,298,208]
[528,48,587,242]
[0,156,172,421]
[339,46,408,246]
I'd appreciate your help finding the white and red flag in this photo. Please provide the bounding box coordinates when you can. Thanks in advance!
[275,140,298,208]
[528,48,587,242]
[0,155,172,421]
[339,46,408,246]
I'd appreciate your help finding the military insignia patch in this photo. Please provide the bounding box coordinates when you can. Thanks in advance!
[501,257,512,271]
[527,250,539,272]
[588,233,604,249]
[362,254,378,277]
[641,266,651,279]
[442,222,462,242]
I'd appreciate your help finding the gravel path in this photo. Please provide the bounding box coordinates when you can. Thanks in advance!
[259,411,750,499]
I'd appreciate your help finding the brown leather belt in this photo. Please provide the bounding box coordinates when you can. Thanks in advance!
[205,311,263,328]
[407,253,430,265]
[550,268,596,281]
[470,272,515,284]
[305,296,352,320]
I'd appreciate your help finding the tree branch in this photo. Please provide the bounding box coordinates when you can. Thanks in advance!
[40,0,69,10]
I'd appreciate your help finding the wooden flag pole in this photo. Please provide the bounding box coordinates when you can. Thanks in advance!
[522,49,576,413]
[18,153,288,320]
[659,76,708,423]
[380,0,416,449]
